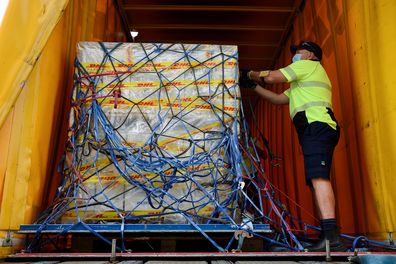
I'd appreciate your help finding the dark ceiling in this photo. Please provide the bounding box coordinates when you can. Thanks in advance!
[115,0,304,70]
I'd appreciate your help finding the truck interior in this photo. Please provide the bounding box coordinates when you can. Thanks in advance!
[1,0,396,262]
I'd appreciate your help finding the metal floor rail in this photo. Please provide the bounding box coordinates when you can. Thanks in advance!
[19,224,272,233]
[6,251,396,263]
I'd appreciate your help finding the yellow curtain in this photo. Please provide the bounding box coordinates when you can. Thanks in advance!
[0,0,69,127]
[344,0,396,238]
[0,0,69,256]
[0,0,126,256]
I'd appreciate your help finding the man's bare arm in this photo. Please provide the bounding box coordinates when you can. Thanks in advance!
[253,85,289,105]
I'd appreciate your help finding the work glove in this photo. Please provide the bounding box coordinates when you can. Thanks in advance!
[239,69,256,89]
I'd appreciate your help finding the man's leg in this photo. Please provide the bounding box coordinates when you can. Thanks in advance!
[301,122,345,251]
[308,178,346,251]
[311,178,335,219]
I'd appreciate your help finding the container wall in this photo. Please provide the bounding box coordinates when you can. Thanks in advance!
[0,0,127,254]
[253,0,396,239]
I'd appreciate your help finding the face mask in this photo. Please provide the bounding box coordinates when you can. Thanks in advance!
[292,54,302,63]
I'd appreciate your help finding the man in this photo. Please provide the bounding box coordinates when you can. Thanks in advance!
[239,41,346,252]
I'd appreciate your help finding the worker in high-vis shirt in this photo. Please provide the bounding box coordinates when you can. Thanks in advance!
[239,41,346,252]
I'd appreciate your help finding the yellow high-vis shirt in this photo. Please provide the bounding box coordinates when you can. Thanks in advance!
[280,60,337,130]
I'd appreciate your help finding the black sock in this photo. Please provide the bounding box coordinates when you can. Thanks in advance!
[321,218,337,231]
[320,218,338,241]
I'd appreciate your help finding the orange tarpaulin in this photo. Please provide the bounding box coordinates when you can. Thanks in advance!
[251,0,396,239]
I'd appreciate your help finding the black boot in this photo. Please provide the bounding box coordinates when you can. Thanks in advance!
[306,220,347,252]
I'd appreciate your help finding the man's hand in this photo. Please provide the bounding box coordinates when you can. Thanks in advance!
[239,69,256,89]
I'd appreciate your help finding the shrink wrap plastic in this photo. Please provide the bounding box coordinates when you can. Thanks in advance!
[61,42,240,223]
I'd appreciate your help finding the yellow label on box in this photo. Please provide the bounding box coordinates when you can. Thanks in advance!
[61,210,163,221]
[80,59,237,74]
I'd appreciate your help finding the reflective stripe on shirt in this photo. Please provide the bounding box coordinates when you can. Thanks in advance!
[296,80,331,91]
[290,101,333,119]
[282,66,298,80]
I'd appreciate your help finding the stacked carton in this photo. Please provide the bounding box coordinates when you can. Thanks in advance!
[61,42,240,223]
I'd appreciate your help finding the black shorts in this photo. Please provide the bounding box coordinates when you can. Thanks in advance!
[299,122,340,186]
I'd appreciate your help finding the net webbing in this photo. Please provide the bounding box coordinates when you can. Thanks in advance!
[29,42,316,252]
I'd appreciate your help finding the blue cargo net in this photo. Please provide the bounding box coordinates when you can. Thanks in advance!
[26,42,396,253]
[25,42,297,251]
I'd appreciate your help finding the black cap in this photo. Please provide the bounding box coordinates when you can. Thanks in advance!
[290,41,322,60]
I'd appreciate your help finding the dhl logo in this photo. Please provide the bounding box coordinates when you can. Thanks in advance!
[136,82,157,88]
[169,62,191,69]
[194,80,209,86]
[87,63,102,68]
[164,102,183,108]
[79,164,93,172]
[179,97,193,102]
[224,79,236,84]
[116,63,135,68]
[106,99,129,105]
[223,106,235,111]
[194,105,211,110]
[96,175,119,181]
[138,101,155,106]
[164,81,183,87]
[187,164,214,172]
